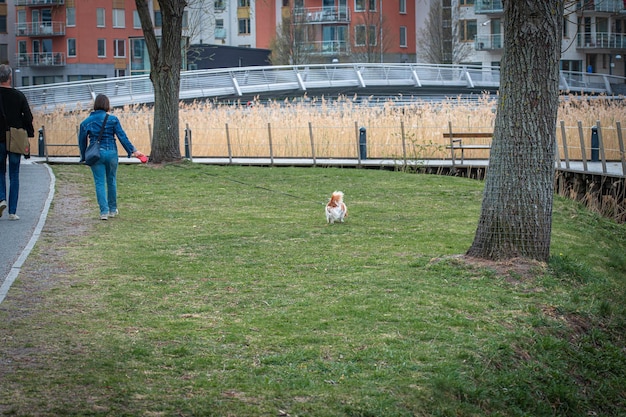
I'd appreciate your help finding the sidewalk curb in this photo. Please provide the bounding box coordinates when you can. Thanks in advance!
[0,163,55,305]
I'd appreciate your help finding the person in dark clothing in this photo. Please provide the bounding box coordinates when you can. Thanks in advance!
[0,65,35,221]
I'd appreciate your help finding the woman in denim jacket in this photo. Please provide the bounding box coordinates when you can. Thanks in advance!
[79,94,146,220]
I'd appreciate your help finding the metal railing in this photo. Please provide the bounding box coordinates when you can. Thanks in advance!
[15,0,64,5]
[17,63,625,113]
[16,21,65,37]
[577,32,626,49]
[293,6,350,24]
[16,52,66,67]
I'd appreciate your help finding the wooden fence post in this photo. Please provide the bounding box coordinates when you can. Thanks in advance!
[308,122,316,167]
[355,121,361,166]
[400,120,407,167]
[267,122,274,166]
[616,121,626,176]
[596,120,607,174]
[225,123,232,164]
[560,120,569,169]
[577,121,588,172]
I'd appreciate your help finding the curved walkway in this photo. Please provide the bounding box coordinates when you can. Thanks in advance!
[0,160,55,305]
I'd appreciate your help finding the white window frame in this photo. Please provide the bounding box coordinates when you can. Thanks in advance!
[355,24,376,46]
[97,39,106,57]
[238,18,250,34]
[66,7,76,27]
[67,38,76,57]
[114,39,126,58]
[112,9,125,28]
[399,26,407,47]
[399,0,406,14]
[133,11,141,29]
[96,8,105,28]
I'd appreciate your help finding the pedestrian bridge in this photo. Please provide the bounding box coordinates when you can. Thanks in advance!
[18,63,625,113]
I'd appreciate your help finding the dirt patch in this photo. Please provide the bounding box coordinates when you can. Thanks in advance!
[440,254,548,282]
[0,177,93,319]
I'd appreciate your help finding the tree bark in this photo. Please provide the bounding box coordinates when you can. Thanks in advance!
[466,0,564,262]
[135,0,186,164]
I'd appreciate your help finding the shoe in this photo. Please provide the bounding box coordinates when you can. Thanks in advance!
[0,200,6,217]
[100,214,108,220]
[108,209,119,218]
[8,214,19,220]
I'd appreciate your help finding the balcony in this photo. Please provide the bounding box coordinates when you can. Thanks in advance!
[215,28,226,40]
[474,0,503,14]
[15,0,65,5]
[16,52,66,67]
[301,40,349,55]
[576,0,624,13]
[293,7,350,24]
[474,34,503,51]
[16,21,66,37]
[577,32,626,49]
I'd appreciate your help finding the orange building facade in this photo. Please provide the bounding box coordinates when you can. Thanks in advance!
[14,0,152,87]
[250,0,416,63]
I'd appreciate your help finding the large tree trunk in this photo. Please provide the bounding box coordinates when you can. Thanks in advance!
[135,0,186,164]
[466,0,564,262]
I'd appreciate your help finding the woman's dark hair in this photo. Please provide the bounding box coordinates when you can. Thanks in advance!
[93,94,110,112]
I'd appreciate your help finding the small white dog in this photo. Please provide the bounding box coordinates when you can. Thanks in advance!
[325,191,348,224]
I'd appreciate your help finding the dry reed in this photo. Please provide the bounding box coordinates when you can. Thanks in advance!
[35,94,625,160]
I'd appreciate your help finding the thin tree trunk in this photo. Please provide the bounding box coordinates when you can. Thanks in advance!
[466,0,564,262]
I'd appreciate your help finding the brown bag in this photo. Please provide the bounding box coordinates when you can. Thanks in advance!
[6,127,30,155]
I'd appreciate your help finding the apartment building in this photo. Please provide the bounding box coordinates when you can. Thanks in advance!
[195,0,417,63]
[6,1,626,87]
[466,0,626,77]
[11,0,162,87]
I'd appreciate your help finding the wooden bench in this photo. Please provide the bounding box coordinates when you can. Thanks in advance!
[443,122,492,165]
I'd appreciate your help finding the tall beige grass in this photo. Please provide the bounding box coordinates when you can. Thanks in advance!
[35,94,625,161]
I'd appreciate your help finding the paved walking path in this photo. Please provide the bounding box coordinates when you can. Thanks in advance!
[0,159,55,305]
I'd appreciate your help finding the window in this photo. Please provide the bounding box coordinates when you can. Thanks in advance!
[355,25,376,46]
[0,44,7,64]
[459,0,474,5]
[17,10,26,35]
[115,69,126,77]
[97,39,106,57]
[399,26,407,47]
[215,0,226,10]
[215,19,226,39]
[399,0,406,14]
[0,16,6,34]
[67,7,76,27]
[238,18,250,34]
[33,75,64,86]
[67,38,76,57]
[133,11,141,29]
[97,8,105,27]
[154,11,162,27]
[238,0,250,6]
[355,0,375,12]
[112,9,125,28]
[459,19,477,42]
[183,11,188,28]
[114,39,126,57]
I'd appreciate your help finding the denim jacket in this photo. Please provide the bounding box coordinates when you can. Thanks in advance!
[78,110,136,161]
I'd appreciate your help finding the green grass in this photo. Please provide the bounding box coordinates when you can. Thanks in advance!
[1,163,625,416]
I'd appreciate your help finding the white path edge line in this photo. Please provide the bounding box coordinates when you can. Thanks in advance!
[0,163,55,305]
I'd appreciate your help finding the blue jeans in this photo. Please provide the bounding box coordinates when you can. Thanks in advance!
[90,149,119,216]
[0,141,21,215]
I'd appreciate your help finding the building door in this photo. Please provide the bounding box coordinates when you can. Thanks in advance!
[491,19,502,49]
[32,39,40,64]
[31,9,39,35]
